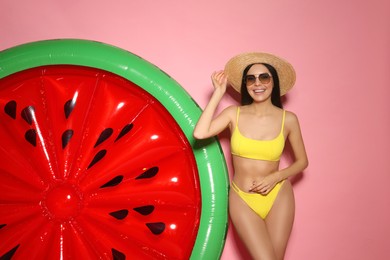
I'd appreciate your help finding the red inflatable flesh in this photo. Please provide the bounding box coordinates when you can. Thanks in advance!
[0,65,201,259]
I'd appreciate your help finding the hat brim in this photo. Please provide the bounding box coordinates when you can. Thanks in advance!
[224,52,296,96]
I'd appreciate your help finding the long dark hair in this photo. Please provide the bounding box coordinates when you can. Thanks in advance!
[240,63,282,108]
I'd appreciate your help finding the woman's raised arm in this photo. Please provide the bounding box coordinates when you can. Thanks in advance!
[193,71,235,139]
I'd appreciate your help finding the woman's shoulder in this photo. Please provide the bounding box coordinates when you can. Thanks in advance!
[222,105,239,114]
[284,110,301,129]
[214,105,238,124]
[284,110,298,120]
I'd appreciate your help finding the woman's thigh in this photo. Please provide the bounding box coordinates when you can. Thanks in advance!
[265,180,295,259]
[229,189,277,259]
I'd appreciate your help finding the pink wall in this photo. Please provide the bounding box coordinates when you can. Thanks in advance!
[1,0,390,259]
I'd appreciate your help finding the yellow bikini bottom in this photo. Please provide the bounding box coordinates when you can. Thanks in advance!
[231,180,284,219]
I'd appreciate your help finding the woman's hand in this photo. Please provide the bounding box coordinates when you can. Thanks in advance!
[211,70,228,95]
[249,173,282,195]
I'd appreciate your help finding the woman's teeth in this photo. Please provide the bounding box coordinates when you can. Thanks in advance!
[254,89,265,93]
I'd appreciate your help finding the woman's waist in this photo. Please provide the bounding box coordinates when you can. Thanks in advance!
[232,164,279,192]
[233,170,277,183]
[233,156,278,174]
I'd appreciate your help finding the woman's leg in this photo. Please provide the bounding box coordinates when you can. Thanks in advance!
[265,180,295,260]
[229,189,276,260]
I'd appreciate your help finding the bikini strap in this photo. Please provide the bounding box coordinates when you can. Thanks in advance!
[236,107,240,125]
[281,110,286,132]
[231,181,240,193]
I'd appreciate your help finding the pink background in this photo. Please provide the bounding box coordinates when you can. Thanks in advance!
[1,0,389,259]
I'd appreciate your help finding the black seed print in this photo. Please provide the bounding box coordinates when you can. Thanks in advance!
[21,106,35,125]
[135,167,158,180]
[0,224,6,229]
[94,128,113,147]
[87,150,106,169]
[62,129,74,149]
[146,222,165,235]
[133,205,154,216]
[1,244,19,259]
[100,175,123,188]
[4,100,17,119]
[115,124,133,142]
[25,129,37,147]
[109,209,129,220]
[112,248,126,260]
[64,99,76,119]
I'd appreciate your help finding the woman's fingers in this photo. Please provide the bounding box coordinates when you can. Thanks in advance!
[250,182,274,195]
[213,70,226,80]
[211,71,227,92]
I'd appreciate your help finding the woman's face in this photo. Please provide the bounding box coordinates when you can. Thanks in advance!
[245,64,273,102]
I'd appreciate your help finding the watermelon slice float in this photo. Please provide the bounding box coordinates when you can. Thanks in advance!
[0,40,229,259]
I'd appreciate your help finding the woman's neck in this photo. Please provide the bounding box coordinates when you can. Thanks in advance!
[247,100,276,115]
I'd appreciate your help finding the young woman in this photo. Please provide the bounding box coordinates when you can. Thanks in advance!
[193,52,308,260]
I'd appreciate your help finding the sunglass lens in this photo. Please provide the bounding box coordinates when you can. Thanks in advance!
[246,75,256,85]
[259,73,271,84]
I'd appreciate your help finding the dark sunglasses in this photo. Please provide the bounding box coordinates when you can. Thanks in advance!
[245,73,272,85]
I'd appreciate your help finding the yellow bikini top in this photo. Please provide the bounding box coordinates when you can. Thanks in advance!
[231,107,285,161]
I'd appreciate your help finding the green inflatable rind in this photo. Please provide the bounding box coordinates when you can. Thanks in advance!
[0,39,229,259]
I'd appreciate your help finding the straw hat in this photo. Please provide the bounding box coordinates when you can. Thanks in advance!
[224,52,296,96]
